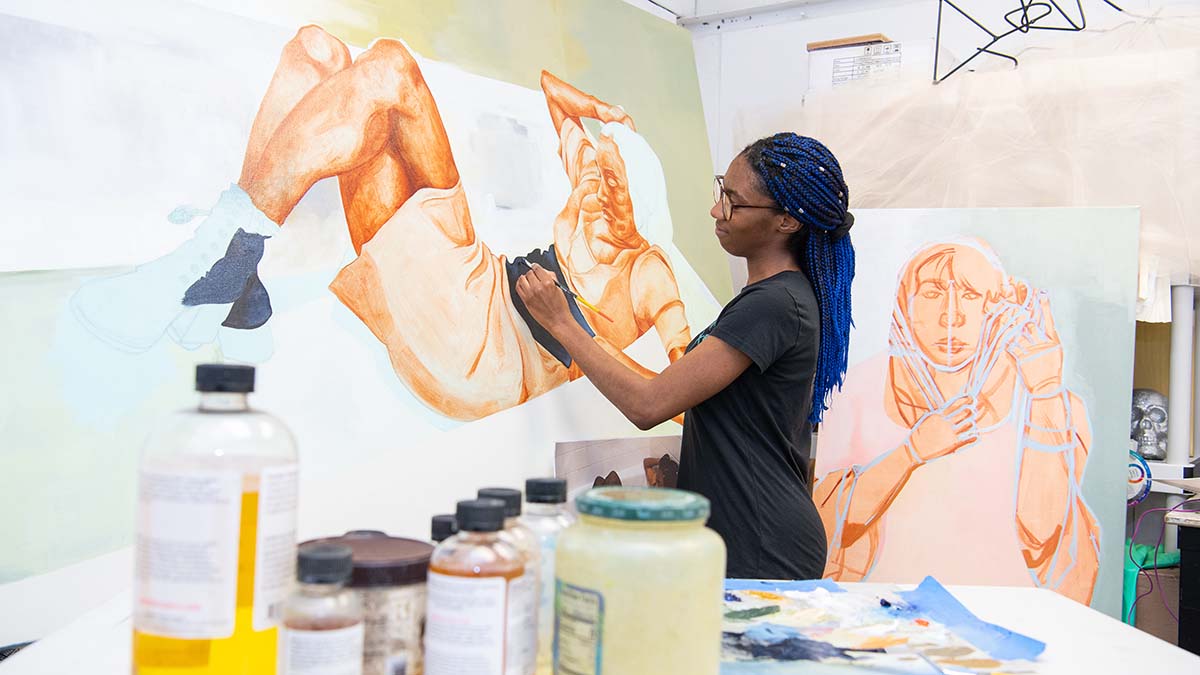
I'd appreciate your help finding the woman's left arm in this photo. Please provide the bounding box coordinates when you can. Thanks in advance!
[517,264,750,430]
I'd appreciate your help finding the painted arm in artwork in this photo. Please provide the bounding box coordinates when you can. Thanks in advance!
[630,247,691,363]
[540,70,636,188]
[569,246,690,384]
[624,247,692,424]
[1010,294,1101,605]
[813,395,980,580]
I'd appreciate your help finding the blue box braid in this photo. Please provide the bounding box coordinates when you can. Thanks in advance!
[743,133,855,424]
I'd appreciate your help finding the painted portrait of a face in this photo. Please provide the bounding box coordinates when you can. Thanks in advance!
[898,244,1006,369]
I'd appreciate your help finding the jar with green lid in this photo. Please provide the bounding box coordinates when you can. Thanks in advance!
[554,487,725,675]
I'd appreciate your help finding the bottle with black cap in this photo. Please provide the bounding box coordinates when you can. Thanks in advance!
[518,479,576,675]
[478,487,539,675]
[133,364,299,675]
[280,542,364,675]
[425,499,524,675]
[430,514,457,543]
[300,530,434,675]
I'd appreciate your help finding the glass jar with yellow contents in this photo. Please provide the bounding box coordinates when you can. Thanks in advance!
[554,487,725,675]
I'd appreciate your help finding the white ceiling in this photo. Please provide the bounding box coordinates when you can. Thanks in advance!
[639,0,840,20]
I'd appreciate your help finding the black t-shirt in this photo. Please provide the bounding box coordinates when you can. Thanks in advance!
[677,270,828,580]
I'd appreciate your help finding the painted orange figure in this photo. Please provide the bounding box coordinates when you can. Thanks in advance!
[814,241,1101,604]
[73,26,692,421]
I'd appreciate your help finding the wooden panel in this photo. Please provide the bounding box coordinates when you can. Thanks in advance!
[1134,321,1171,395]
[806,33,891,52]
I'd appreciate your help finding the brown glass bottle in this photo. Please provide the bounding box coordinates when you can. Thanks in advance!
[424,499,524,675]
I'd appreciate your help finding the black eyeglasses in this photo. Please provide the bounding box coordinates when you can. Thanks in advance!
[714,175,785,221]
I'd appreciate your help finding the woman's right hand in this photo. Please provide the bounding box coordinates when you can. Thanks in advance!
[908,395,979,464]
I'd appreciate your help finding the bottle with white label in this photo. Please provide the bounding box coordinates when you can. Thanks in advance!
[133,364,299,675]
[280,543,364,675]
[518,479,575,675]
[478,488,538,675]
[425,499,523,675]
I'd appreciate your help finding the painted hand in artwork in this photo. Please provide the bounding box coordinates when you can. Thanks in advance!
[516,263,575,337]
[599,103,636,132]
[908,395,979,464]
[541,70,637,136]
[1006,287,1064,397]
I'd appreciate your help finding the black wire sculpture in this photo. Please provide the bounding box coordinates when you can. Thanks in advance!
[934,0,1126,83]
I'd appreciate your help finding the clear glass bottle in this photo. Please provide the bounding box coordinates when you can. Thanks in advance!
[425,499,524,675]
[279,543,364,675]
[554,487,725,675]
[478,487,539,675]
[133,364,299,675]
[518,479,576,675]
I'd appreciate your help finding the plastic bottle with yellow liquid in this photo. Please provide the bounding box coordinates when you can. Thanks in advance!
[132,364,299,675]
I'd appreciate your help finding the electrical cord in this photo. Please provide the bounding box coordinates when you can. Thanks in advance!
[1126,497,1199,624]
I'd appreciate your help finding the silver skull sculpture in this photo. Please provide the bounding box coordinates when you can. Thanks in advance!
[1131,388,1168,461]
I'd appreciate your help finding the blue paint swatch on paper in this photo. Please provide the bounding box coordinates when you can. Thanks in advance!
[898,577,1046,660]
[726,623,876,662]
[724,578,845,594]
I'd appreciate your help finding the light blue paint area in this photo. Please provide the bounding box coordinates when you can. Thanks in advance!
[169,303,232,351]
[218,323,274,363]
[68,185,276,354]
[262,269,341,315]
[721,660,932,675]
[725,579,846,593]
[742,622,801,644]
[167,205,210,224]
[897,577,1045,661]
[51,284,196,431]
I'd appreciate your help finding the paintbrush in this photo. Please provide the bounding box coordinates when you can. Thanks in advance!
[518,259,614,323]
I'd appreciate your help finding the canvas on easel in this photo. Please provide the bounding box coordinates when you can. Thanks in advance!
[814,207,1137,617]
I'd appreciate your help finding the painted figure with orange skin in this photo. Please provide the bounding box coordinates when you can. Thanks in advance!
[813,240,1101,605]
[142,26,690,420]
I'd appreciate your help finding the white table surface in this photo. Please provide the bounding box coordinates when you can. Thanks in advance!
[3,583,1197,673]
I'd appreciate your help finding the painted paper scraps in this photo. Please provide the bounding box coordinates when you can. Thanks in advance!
[724,579,845,593]
[898,576,1046,661]
[722,577,1042,673]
